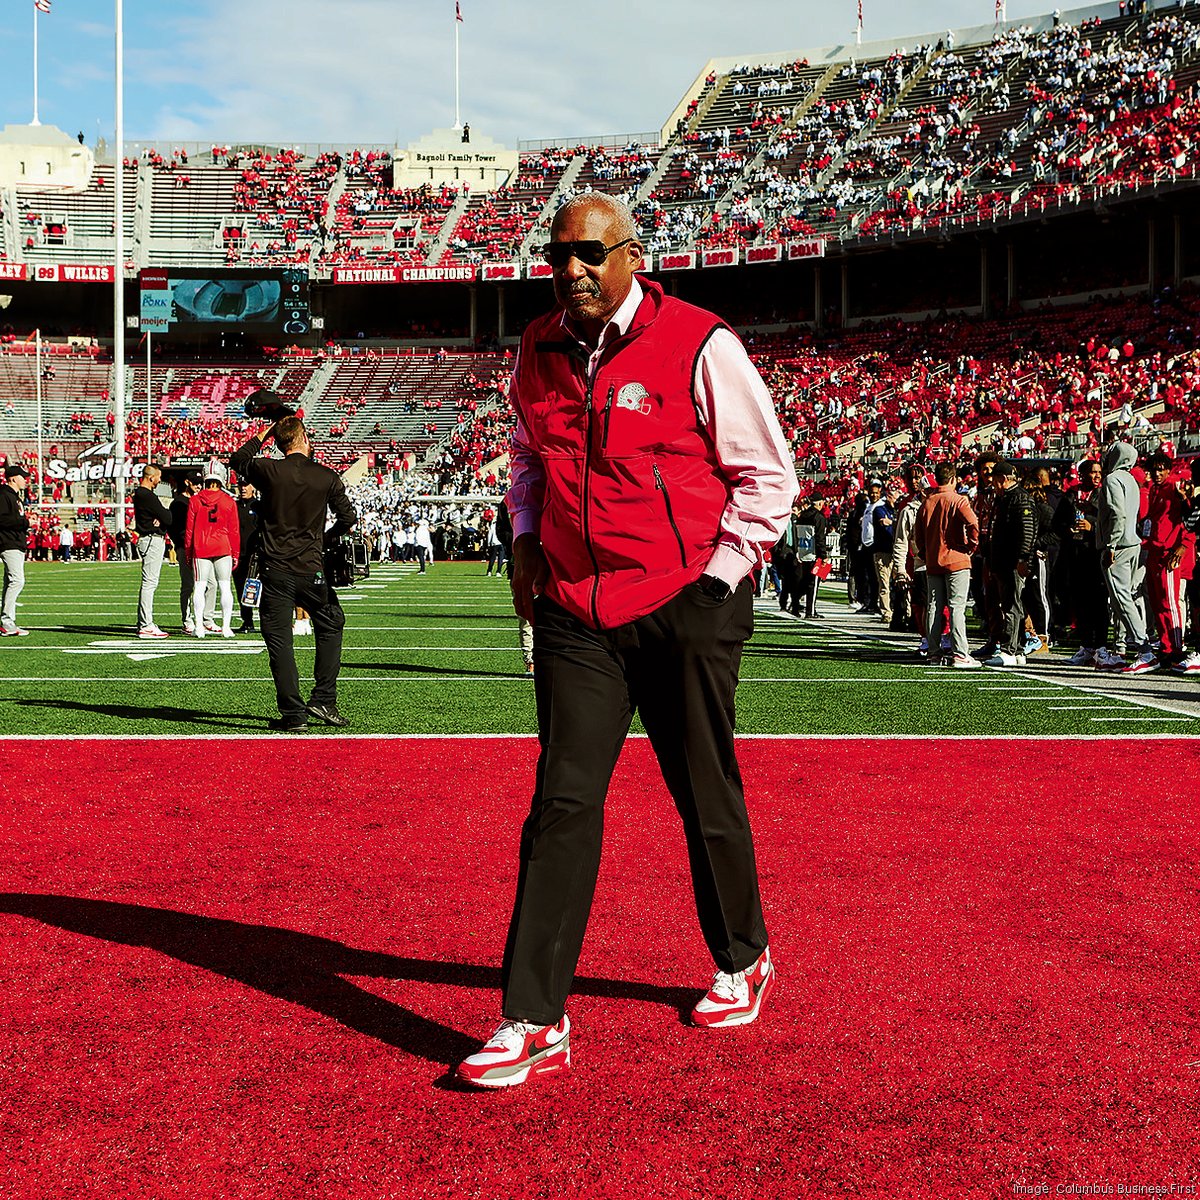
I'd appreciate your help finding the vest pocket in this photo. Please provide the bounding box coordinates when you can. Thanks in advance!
[653,463,688,569]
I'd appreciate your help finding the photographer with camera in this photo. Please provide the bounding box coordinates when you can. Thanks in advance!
[230,394,357,733]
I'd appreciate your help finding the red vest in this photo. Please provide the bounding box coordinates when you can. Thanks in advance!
[515,281,730,628]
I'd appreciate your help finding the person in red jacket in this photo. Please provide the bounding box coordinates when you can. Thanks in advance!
[184,463,240,638]
[456,193,798,1089]
[1142,451,1195,668]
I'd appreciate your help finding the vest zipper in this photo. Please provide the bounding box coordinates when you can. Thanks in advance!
[653,462,687,569]
[582,376,602,627]
[601,385,615,450]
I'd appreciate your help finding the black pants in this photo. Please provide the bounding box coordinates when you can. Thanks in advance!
[259,567,346,720]
[776,557,800,614]
[1065,544,1109,648]
[796,560,819,616]
[501,582,768,1025]
[232,560,255,629]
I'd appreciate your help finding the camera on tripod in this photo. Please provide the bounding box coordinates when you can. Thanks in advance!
[244,388,296,421]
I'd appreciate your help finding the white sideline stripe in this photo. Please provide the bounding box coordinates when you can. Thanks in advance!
[1048,706,1113,710]
[2,733,1199,742]
[1090,716,1194,722]
[1010,695,1074,701]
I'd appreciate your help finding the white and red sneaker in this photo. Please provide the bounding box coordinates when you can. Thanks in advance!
[0,625,29,637]
[455,1016,570,1089]
[691,946,775,1029]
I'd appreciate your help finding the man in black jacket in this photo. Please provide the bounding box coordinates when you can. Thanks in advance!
[233,480,260,633]
[132,464,172,639]
[792,496,829,618]
[168,471,204,634]
[1,464,31,637]
[982,460,1038,667]
[230,416,357,731]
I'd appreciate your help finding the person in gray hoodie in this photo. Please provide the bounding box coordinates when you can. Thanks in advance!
[1096,441,1154,671]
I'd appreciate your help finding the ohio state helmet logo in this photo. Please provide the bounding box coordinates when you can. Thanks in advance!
[615,383,652,415]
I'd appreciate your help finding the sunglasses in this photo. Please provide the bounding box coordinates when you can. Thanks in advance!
[539,237,638,268]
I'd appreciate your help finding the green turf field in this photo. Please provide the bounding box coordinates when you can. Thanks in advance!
[2,559,1197,735]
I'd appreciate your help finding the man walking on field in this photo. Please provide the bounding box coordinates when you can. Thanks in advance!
[456,194,798,1089]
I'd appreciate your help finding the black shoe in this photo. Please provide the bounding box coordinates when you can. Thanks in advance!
[268,716,309,733]
[306,702,349,728]
[807,611,824,619]
[236,623,254,634]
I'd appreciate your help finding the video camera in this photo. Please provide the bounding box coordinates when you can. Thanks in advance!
[244,388,296,422]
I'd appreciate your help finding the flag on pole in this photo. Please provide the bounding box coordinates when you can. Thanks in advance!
[456,2,464,21]
[857,0,863,28]
[34,0,51,13]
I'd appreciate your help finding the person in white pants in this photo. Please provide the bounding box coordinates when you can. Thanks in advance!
[185,463,241,639]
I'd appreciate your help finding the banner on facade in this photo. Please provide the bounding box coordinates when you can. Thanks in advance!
[656,251,696,272]
[786,239,825,260]
[701,248,739,269]
[744,244,783,265]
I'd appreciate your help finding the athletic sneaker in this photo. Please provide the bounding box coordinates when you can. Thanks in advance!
[1094,648,1127,671]
[1121,650,1158,675]
[202,619,219,633]
[691,946,775,1029]
[183,619,195,635]
[917,637,929,656]
[293,618,313,636]
[0,625,29,637]
[456,1016,571,1089]
[1067,647,1096,666]
[939,635,952,653]
[951,653,982,669]
[1021,632,1043,655]
[137,626,169,640]
[983,651,1026,667]
[1170,652,1200,674]
[974,642,998,662]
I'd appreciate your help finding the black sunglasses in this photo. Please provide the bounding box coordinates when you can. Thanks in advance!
[539,238,638,268]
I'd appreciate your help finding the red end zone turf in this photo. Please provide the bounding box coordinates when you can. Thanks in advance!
[2,737,1199,1199]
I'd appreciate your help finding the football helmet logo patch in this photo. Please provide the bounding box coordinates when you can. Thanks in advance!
[615,382,652,415]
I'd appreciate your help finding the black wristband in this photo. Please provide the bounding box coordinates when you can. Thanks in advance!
[697,573,732,602]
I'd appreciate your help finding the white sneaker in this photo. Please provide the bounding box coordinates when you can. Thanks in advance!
[951,652,982,669]
[1170,652,1200,674]
[293,618,313,636]
[1067,647,1096,666]
[455,1016,571,1089]
[203,620,219,633]
[984,651,1026,667]
[0,625,30,637]
[1121,650,1158,675]
[1095,648,1127,670]
[221,628,235,639]
[182,619,195,635]
[137,626,169,640]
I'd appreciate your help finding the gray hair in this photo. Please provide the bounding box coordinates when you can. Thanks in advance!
[553,192,638,242]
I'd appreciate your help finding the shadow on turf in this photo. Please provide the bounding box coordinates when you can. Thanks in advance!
[746,642,900,664]
[0,894,698,1068]
[15,699,257,729]
[45,624,147,636]
[345,661,523,678]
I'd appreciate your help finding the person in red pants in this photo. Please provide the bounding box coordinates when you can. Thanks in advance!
[1141,451,1195,670]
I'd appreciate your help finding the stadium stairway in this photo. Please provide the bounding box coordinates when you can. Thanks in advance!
[422,188,473,265]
